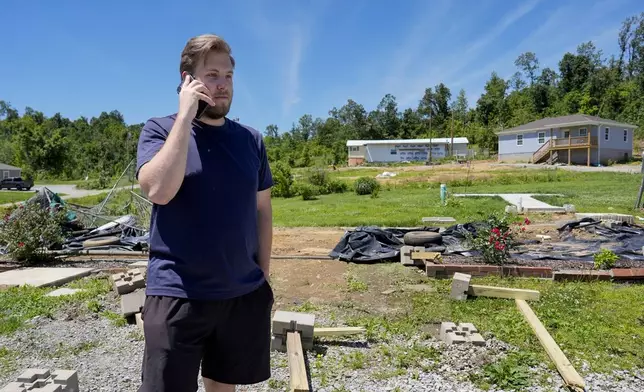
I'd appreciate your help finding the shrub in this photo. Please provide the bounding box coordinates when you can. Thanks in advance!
[0,202,68,263]
[354,177,380,196]
[466,214,530,265]
[594,248,619,270]
[325,179,348,194]
[306,167,329,187]
[271,162,295,198]
[296,183,320,201]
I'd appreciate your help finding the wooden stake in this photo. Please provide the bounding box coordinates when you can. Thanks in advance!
[286,331,309,392]
[516,299,585,391]
[314,327,365,337]
[468,285,540,301]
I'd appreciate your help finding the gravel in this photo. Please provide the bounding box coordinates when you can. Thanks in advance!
[1,304,643,392]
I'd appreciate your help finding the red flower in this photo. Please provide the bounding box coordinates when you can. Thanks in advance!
[495,242,505,251]
[18,242,24,247]
[521,227,526,231]
[491,227,501,235]
[524,217,531,225]
[489,236,494,243]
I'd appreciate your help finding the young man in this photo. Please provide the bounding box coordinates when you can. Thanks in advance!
[136,34,274,392]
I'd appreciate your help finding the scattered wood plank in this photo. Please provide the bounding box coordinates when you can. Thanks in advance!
[410,251,442,261]
[313,327,365,337]
[286,331,309,392]
[515,299,585,391]
[468,285,540,301]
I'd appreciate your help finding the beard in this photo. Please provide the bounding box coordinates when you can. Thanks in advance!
[201,96,232,120]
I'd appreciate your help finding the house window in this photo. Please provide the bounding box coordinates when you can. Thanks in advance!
[516,134,523,146]
[564,131,570,139]
[390,149,397,155]
[604,127,609,141]
[349,146,359,152]
[538,132,545,144]
[624,130,628,142]
[579,128,588,137]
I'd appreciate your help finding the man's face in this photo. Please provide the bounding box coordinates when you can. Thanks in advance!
[194,51,234,120]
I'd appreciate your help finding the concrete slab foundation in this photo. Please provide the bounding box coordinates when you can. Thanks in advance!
[0,268,94,288]
[454,193,566,213]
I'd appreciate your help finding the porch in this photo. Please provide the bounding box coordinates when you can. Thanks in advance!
[532,136,598,166]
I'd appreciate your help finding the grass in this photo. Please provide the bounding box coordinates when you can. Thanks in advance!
[0,191,35,205]
[273,169,644,226]
[346,274,644,376]
[0,276,113,335]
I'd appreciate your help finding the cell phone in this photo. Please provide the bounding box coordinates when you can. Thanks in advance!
[176,74,209,119]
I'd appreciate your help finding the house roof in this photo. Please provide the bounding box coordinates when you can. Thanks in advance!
[496,114,638,135]
[346,137,469,147]
[0,163,21,171]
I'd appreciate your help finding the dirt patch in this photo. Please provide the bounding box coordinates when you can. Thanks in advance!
[270,259,348,306]
[272,227,345,255]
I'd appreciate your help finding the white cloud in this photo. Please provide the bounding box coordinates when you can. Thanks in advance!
[283,26,306,115]
[392,0,541,108]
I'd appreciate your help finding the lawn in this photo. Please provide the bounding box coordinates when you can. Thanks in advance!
[274,170,643,226]
[0,191,35,205]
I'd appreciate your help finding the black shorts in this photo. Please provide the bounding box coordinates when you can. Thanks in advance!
[138,281,274,391]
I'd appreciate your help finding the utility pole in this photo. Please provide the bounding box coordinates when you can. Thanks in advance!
[450,111,454,158]
[635,150,644,209]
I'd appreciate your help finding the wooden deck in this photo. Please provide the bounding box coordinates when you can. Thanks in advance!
[533,136,597,165]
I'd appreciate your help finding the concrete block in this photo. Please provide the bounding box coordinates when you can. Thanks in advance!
[2,369,78,392]
[120,289,145,317]
[111,269,145,295]
[467,333,486,346]
[446,332,467,344]
[458,323,477,333]
[450,272,471,300]
[400,246,424,266]
[272,311,315,341]
[271,335,313,352]
[439,322,457,341]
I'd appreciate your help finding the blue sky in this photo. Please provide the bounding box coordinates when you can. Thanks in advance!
[1,0,640,134]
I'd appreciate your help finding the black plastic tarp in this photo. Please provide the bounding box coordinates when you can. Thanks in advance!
[329,226,438,262]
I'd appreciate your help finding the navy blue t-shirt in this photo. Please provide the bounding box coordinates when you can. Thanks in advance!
[136,114,273,300]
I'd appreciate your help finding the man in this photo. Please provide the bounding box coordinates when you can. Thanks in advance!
[136,34,274,392]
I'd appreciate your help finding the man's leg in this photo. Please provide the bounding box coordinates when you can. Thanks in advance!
[139,296,213,392]
[201,281,275,390]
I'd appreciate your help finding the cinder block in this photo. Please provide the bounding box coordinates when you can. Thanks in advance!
[439,322,457,341]
[400,246,425,266]
[271,334,314,352]
[121,289,146,317]
[458,323,477,333]
[467,333,486,346]
[446,332,467,344]
[2,369,78,392]
[450,272,471,300]
[111,269,145,295]
[272,311,315,341]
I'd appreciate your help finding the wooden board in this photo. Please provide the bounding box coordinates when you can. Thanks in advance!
[515,299,585,391]
[410,251,441,261]
[286,331,309,392]
[314,327,365,336]
[468,284,540,301]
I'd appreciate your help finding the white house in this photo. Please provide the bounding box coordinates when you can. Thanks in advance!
[346,137,469,166]
[497,114,638,165]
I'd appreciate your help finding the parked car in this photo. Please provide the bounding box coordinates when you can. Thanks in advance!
[0,177,34,190]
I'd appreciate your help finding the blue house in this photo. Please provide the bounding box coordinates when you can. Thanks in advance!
[496,114,638,166]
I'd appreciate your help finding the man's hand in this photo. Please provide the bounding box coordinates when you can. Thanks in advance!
[178,74,216,120]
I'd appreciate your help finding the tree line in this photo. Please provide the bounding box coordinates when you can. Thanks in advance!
[1,13,642,179]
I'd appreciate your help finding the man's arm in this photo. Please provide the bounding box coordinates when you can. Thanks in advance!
[137,74,215,205]
[257,188,273,280]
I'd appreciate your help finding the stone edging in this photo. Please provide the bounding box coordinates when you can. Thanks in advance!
[425,263,644,282]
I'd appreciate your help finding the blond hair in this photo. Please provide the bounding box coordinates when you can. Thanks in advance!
[179,34,235,74]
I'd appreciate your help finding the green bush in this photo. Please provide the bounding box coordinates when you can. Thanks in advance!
[0,202,67,263]
[271,162,295,198]
[594,248,619,270]
[296,183,320,201]
[325,179,348,194]
[354,177,380,196]
[305,167,329,187]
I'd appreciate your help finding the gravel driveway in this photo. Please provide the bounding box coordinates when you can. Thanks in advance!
[0,289,642,392]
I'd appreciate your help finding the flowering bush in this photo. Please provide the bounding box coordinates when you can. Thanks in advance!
[467,214,531,265]
[0,202,68,263]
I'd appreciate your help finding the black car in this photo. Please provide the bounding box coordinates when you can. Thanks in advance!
[0,177,34,191]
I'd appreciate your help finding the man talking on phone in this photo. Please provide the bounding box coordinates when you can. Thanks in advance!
[135,34,274,392]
